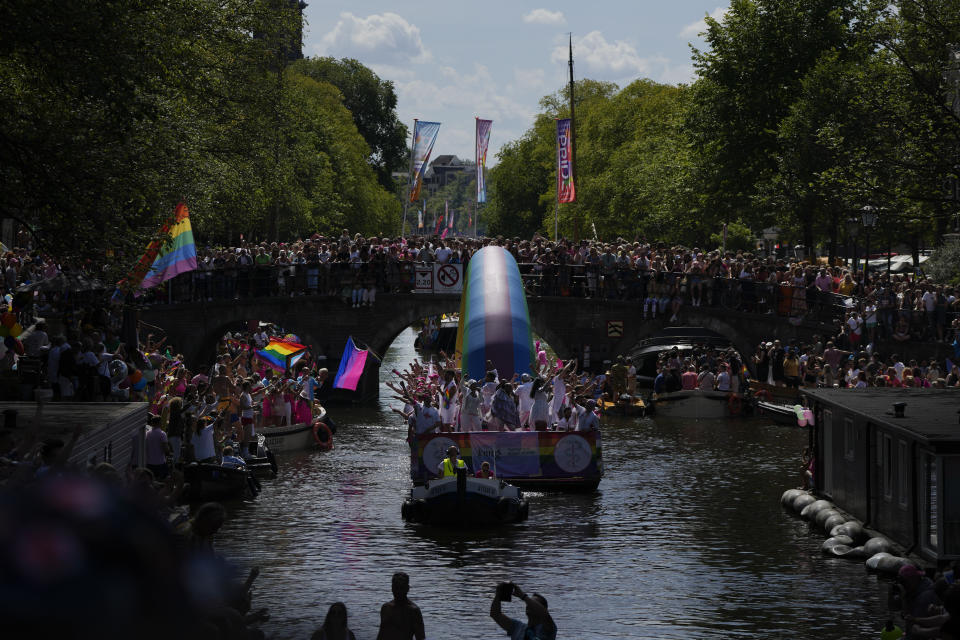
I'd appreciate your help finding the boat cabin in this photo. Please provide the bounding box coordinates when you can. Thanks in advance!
[802,388,960,563]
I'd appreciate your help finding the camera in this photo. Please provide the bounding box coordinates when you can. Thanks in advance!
[497,582,514,602]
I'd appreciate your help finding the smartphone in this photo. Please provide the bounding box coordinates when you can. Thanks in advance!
[497,582,513,602]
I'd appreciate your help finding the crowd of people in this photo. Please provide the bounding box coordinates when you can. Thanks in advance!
[749,333,960,390]
[388,341,602,439]
[2,230,956,351]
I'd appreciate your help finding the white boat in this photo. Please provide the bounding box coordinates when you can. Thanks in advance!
[261,406,334,453]
[651,389,744,420]
[402,471,529,527]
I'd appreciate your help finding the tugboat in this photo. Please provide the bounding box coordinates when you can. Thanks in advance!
[402,467,529,527]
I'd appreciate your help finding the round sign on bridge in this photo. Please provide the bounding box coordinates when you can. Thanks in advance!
[437,264,460,288]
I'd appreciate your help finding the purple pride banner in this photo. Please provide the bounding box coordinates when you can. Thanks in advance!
[556,118,576,203]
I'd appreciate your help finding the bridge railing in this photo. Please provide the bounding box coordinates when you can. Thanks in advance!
[149,261,860,325]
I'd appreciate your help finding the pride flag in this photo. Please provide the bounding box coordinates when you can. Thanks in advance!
[476,118,492,203]
[556,119,576,203]
[257,338,306,373]
[333,337,368,391]
[140,203,197,289]
[119,202,197,292]
[409,120,441,202]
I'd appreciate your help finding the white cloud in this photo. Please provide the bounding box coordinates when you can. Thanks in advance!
[679,6,727,40]
[522,9,566,25]
[513,67,546,89]
[395,64,533,126]
[316,12,431,64]
[552,31,656,76]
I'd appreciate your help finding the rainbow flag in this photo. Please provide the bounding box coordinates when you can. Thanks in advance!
[257,338,306,373]
[333,337,368,391]
[118,202,197,292]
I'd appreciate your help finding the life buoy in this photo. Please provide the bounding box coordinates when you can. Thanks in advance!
[312,421,334,450]
[753,389,772,402]
[728,394,743,416]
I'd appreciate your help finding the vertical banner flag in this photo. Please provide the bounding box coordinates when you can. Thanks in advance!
[417,210,424,229]
[120,202,198,292]
[448,208,454,229]
[476,118,492,203]
[556,118,576,203]
[410,120,441,202]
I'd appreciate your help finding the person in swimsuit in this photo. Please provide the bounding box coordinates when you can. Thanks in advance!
[376,572,425,640]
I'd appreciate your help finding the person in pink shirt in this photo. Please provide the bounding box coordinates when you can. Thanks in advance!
[681,365,698,390]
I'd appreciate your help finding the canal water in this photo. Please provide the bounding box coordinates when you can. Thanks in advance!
[218,329,890,639]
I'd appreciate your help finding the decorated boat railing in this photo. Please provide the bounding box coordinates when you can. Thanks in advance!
[411,431,602,491]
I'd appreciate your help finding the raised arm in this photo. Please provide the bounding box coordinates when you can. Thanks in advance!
[490,590,513,632]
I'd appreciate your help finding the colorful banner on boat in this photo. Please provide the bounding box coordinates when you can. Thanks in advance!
[412,431,602,484]
[333,336,368,391]
[256,338,306,372]
[409,120,441,203]
[476,118,492,203]
[556,118,575,203]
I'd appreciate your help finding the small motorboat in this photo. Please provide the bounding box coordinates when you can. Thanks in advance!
[181,462,260,503]
[261,406,335,453]
[649,389,746,420]
[599,394,646,417]
[402,468,529,527]
[239,434,278,478]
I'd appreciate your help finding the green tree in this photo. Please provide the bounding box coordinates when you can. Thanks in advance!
[292,57,408,188]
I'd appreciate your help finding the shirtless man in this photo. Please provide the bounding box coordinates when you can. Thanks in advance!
[376,572,425,640]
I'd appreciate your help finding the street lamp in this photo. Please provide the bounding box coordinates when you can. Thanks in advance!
[845,216,860,275]
[861,206,878,286]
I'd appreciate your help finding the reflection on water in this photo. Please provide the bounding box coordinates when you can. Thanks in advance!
[217,329,888,639]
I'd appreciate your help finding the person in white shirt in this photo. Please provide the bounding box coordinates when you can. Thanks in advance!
[715,365,731,392]
[24,321,50,358]
[190,417,219,462]
[458,381,483,432]
[576,400,600,432]
[480,372,498,418]
[413,396,441,435]
[515,374,534,428]
[434,245,452,264]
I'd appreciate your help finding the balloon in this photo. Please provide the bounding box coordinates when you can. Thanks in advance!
[0,313,15,328]
[9,323,22,338]
[13,340,24,356]
[131,369,143,383]
[109,360,128,381]
[3,336,13,349]
[797,418,807,427]
[802,409,815,426]
[132,379,147,391]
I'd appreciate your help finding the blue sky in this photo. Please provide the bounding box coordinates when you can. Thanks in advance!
[303,2,728,163]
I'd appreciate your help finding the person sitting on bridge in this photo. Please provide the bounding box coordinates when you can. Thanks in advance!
[437,445,466,477]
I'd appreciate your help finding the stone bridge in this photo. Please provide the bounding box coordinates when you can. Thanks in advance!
[138,293,835,373]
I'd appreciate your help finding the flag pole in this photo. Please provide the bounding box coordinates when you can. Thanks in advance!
[401,119,418,238]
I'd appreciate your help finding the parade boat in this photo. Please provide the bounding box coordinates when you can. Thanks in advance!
[402,467,529,527]
[260,405,335,453]
[411,431,603,492]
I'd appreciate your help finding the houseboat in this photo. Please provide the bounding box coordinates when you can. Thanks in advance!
[802,388,960,563]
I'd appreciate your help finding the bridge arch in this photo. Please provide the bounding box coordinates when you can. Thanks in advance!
[140,294,832,380]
